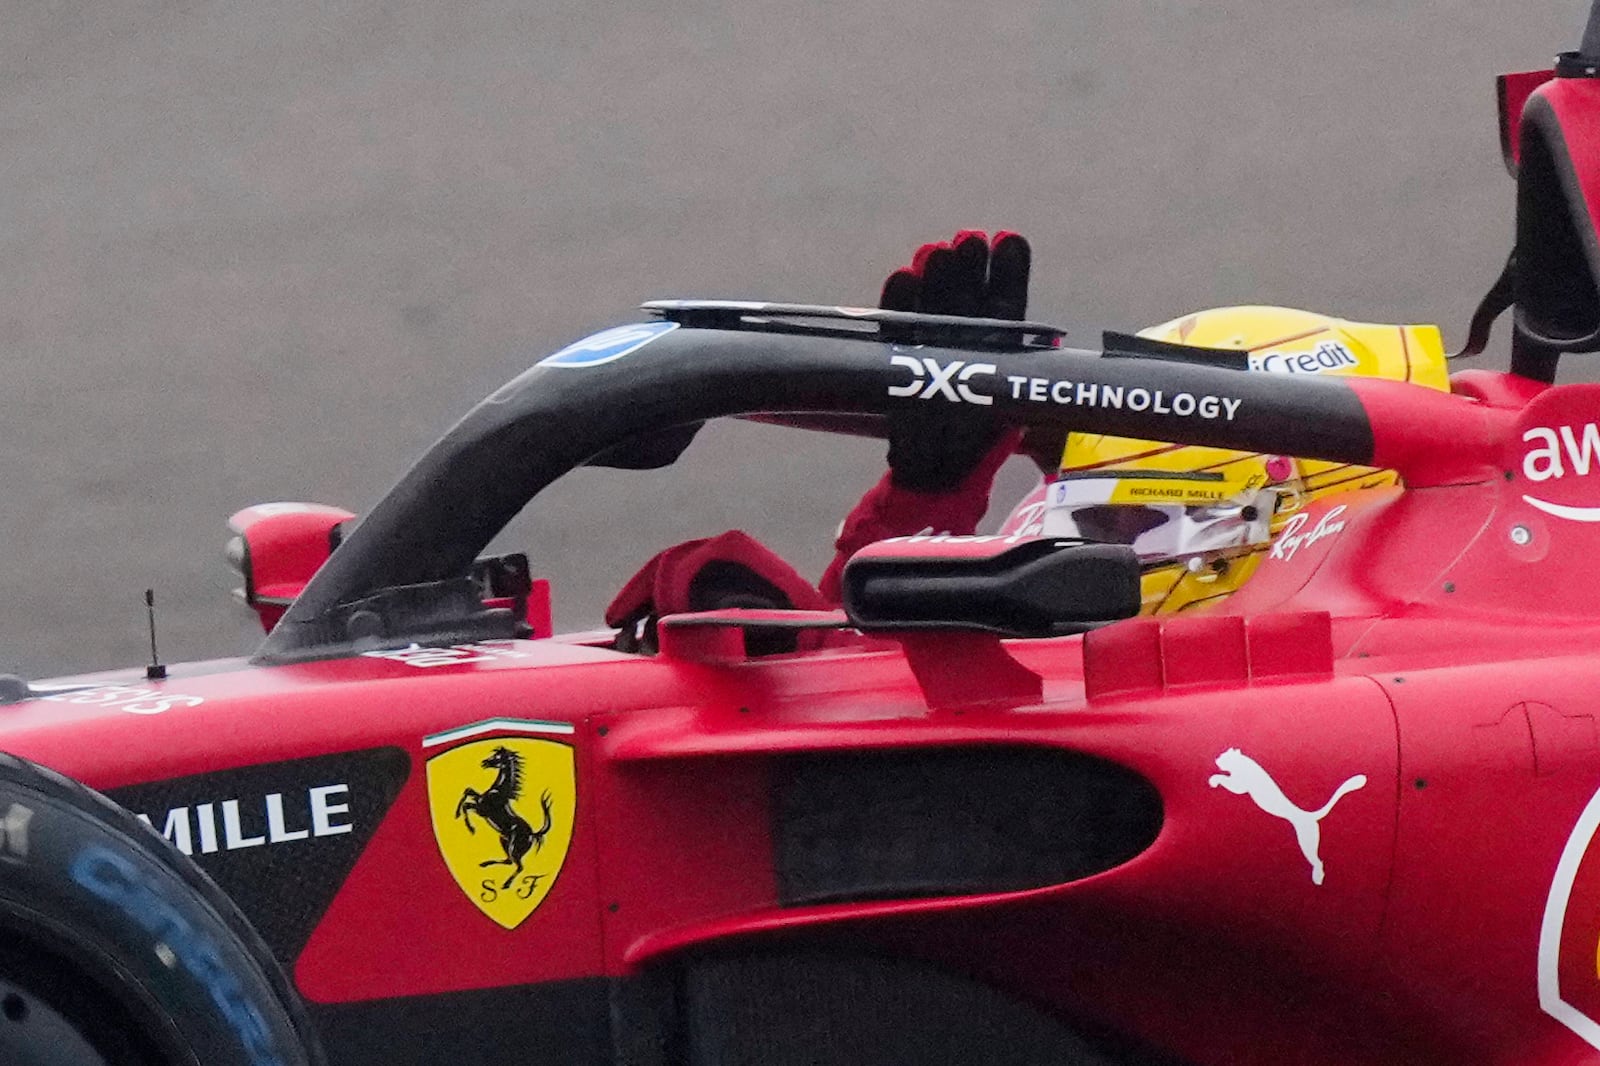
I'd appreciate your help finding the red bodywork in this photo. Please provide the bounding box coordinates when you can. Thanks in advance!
[6,369,1600,1064]
[16,39,1600,1066]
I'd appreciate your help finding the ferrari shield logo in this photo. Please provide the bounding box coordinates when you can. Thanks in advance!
[426,736,575,929]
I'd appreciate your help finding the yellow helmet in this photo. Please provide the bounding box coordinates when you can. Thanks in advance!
[1037,306,1450,613]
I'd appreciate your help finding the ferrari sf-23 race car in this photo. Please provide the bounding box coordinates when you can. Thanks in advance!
[17,17,1600,1066]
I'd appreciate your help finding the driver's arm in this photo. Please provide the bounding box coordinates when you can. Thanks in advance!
[817,230,1033,602]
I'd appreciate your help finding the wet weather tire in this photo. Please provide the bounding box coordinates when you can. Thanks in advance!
[0,751,323,1066]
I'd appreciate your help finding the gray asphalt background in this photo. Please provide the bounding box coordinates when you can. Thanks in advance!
[0,1,1584,677]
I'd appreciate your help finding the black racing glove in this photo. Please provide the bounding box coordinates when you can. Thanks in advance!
[880,230,1031,492]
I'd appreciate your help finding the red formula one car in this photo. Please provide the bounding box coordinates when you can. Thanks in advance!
[16,17,1600,1066]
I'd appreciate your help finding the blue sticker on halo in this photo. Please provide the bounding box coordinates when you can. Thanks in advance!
[538,321,678,368]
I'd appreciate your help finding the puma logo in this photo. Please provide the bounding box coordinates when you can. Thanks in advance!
[1208,748,1366,885]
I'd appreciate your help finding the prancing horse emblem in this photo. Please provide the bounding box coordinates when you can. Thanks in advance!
[425,735,575,929]
[1209,747,1366,885]
[455,746,553,889]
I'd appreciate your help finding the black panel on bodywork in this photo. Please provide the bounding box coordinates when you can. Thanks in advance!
[108,747,410,965]
[310,979,613,1066]
[302,956,1175,1066]
[673,949,1171,1066]
[774,747,1161,905]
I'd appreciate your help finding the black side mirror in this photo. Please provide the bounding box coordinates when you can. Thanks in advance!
[840,537,1141,638]
[1505,6,1600,355]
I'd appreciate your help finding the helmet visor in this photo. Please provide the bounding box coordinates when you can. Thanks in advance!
[1041,476,1274,562]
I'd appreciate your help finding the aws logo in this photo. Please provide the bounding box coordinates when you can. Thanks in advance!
[1522,423,1600,522]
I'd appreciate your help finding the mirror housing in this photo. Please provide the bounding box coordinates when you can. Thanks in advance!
[840,536,1141,638]
[227,505,556,638]
[227,503,356,632]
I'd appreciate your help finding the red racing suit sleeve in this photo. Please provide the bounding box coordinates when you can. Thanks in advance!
[818,430,1023,603]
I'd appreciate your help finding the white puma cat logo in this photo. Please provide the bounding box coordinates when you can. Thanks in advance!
[1208,748,1367,885]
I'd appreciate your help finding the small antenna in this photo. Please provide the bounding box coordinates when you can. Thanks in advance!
[144,589,167,680]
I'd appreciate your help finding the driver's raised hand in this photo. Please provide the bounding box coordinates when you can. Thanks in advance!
[818,230,1031,602]
[880,231,1030,491]
[881,229,1030,321]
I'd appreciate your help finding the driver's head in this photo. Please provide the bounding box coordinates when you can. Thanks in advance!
[1042,438,1278,562]
[1010,306,1450,613]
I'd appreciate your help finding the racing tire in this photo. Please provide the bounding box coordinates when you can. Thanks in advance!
[0,750,324,1066]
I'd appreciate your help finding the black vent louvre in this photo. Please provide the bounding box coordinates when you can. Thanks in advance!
[678,950,1149,1066]
[774,747,1161,906]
